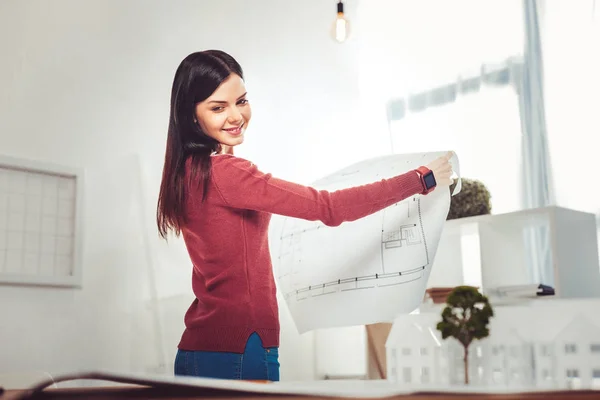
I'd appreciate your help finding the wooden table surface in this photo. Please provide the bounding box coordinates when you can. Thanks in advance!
[3,386,600,400]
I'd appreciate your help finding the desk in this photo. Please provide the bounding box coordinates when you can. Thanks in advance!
[3,387,600,400]
[2,372,600,400]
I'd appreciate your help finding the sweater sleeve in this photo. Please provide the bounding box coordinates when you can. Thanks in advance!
[209,155,425,227]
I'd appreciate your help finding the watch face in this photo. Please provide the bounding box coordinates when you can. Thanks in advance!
[424,172,437,189]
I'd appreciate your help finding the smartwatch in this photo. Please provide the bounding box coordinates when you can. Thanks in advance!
[415,166,437,194]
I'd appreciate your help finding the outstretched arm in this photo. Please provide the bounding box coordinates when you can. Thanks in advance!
[208,155,431,226]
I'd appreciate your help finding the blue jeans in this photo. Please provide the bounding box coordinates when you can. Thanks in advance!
[174,332,280,381]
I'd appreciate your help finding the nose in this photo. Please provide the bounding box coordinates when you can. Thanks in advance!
[228,108,243,125]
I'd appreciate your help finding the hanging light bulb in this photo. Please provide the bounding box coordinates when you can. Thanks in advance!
[331,1,350,43]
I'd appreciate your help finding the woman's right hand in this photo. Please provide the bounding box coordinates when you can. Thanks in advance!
[426,151,454,187]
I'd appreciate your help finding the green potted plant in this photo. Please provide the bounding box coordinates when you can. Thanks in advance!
[447,178,492,220]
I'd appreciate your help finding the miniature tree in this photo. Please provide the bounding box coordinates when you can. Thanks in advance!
[436,286,494,385]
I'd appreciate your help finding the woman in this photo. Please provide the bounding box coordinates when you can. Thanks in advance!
[156,50,454,381]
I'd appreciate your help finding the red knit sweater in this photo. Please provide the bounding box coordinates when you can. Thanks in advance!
[178,154,425,353]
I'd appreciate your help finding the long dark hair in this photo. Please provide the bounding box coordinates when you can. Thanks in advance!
[157,50,244,239]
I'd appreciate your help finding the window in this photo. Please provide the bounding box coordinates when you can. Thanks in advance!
[420,367,430,383]
[358,0,526,216]
[566,369,581,389]
[492,368,504,383]
[542,369,551,381]
[401,347,411,356]
[402,367,412,383]
[476,345,483,358]
[543,1,600,223]
[387,86,523,216]
[358,0,524,97]
[541,344,553,357]
[592,369,600,390]
[591,344,600,353]
[420,347,428,356]
[565,344,577,354]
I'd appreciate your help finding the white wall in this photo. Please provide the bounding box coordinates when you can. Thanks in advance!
[0,0,383,382]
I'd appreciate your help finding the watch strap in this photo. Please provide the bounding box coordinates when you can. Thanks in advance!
[415,166,436,194]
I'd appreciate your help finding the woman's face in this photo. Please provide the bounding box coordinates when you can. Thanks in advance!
[194,74,251,148]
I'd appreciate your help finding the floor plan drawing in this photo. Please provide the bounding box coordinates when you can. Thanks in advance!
[271,151,460,333]
[380,198,427,274]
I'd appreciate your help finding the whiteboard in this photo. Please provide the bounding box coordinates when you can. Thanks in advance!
[0,154,84,287]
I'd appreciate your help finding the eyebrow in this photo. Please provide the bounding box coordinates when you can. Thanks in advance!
[208,92,247,104]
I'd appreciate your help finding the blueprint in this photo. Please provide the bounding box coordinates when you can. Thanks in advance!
[270,151,461,333]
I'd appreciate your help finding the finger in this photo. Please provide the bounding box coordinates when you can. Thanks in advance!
[438,157,452,166]
[428,154,452,171]
[428,158,442,168]
[435,166,452,176]
[433,171,452,179]
[432,156,447,168]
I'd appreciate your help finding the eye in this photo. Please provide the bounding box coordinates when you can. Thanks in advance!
[238,99,249,105]
[211,106,224,112]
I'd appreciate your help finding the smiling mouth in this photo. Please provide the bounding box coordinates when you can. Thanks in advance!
[223,123,244,135]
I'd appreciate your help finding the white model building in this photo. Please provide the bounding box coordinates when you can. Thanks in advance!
[386,314,446,386]
[386,299,600,390]
[386,205,600,389]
